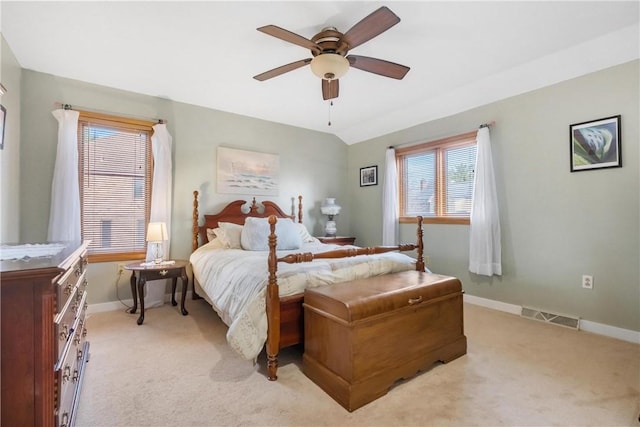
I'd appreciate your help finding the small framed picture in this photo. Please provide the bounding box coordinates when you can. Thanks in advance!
[570,115,621,172]
[360,165,378,187]
[0,105,6,150]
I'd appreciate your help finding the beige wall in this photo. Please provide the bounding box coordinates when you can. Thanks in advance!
[0,35,22,243]
[8,34,639,333]
[348,60,639,333]
[19,70,348,305]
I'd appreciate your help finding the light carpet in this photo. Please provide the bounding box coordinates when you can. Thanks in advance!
[75,299,640,426]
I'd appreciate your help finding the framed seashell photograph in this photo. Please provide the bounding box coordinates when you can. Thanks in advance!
[570,115,621,172]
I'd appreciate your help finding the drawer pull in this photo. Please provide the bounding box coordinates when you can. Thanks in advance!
[408,296,423,305]
[72,369,79,382]
[77,348,83,360]
[64,283,74,296]
[60,324,69,341]
[62,365,71,383]
[60,412,69,427]
[159,269,169,276]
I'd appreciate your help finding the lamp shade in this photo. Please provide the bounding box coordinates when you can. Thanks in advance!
[146,222,168,242]
[310,54,349,80]
[320,198,341,216]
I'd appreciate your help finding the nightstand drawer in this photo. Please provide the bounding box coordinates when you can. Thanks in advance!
[317,236,356,246]
[139,268,182,281]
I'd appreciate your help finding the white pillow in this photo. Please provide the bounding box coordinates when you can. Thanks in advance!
[296,222,316,243]
[241,217,302,251]
[203,237,225,249]
[206,228,217,242]
[217,222,243,249]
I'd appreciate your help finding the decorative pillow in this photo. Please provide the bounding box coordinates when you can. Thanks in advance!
[204,237,225,249]
[216,222,243,249]
[296,222,316,243]
[206,228,217,242]
[241,217,302,251]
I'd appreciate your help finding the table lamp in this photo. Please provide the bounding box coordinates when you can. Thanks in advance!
[146,222,168,264]
[320,198,341,237]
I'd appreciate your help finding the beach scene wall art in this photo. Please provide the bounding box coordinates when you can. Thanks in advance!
[217,147,279,195]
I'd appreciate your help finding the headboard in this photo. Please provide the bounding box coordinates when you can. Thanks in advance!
[192,190,303,251]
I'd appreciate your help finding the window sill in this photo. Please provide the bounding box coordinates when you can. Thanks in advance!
[88,252,146,263]
[399,216,470,225]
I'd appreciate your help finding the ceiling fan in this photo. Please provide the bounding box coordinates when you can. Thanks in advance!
[253,6,410,101]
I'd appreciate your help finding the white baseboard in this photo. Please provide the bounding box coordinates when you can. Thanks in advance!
[87,291,193,315]
[88,291,638,345]
[463,294,640,345]
[463,294,522,315]
[579,320,640,344]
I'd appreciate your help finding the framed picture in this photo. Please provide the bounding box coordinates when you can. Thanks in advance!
[217,146,279,195]
[570,115,621,172]
[360,165,378,187]
[0,105,5,150]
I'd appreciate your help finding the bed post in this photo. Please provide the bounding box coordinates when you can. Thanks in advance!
[192,191,200,252]
[415,216,425,272]
[266,215,281,380]
[298,195,303,223]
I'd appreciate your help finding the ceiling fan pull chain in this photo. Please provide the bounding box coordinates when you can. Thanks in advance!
[328,100,333,126]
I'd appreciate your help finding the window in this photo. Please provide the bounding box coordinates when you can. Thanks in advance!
[397,131,477,224]
[77,111,154,262]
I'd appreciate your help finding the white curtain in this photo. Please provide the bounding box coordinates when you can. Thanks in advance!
[382,147,399,245]
[48,109,81,242]
[469,127,502,276]
[144,123,173,307]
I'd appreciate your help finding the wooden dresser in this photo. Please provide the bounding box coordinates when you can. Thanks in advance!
[1,240,90,427]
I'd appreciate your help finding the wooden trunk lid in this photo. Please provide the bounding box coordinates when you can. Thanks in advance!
[304,271,462,322]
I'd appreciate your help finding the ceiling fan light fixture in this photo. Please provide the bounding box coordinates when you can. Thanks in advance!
[310,54,349,80]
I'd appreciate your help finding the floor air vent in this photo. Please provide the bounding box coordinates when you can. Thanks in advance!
[521,307,580,330]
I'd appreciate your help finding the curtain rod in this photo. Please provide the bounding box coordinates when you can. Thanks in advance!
[388,121,495,149]
[54,102,166,124]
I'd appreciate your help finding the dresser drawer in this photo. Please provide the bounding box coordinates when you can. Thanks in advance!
[73,293,88,350]
[54,286,78,362]
[56,261,84,312]
[56,338,79,427]
[56,290,87,427]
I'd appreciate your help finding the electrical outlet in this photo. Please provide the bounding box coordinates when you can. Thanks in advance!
[582,275,593,289]
[117,263,126,274]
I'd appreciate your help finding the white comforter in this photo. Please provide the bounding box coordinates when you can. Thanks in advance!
[190,240,419,360]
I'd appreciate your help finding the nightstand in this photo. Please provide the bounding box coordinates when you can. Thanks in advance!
[124,260,189,325]
[316,236,356,246]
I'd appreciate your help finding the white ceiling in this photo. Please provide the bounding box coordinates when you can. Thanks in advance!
[2,1,638,145]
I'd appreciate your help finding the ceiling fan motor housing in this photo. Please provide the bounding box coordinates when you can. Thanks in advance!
[311,27,350,56]
[310,27,350,80]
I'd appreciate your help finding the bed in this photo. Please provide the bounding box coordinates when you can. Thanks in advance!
[190,191,425,380]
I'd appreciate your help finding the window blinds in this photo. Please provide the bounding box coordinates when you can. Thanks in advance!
[78,121,151,255]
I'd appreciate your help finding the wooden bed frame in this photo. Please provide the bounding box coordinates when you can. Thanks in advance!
[191,191,425,381]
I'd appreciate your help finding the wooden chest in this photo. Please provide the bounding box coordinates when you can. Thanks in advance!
[302,271,467,411]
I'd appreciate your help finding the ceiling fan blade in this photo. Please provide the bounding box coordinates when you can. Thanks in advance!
[322,79,339,100]
[253,58,312,81]
[347,55,410,80]
[257,25,321,53]
[342,6,400,50]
